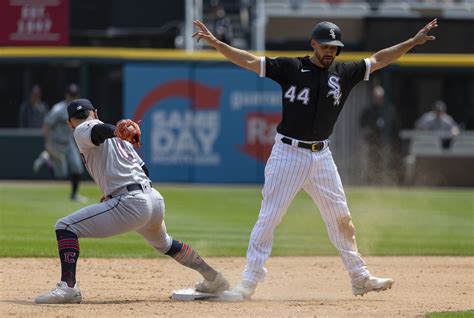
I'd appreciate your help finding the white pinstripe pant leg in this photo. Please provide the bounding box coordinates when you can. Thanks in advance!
[302,148,370,284]
[243,140,312,284]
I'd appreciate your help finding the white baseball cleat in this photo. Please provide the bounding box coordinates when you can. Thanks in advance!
[33,150,50,173]
[232,280,257,299]
[71,194,88,203]
[352,275,394,296]
[171,288,242,301]
[194,272,230,294]
[35,281,82,304]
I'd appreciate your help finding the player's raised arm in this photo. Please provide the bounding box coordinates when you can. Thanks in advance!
[193,20,261,75]
[368,19,438,73]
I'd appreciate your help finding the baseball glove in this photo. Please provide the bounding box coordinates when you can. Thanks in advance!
[114,119,141,147]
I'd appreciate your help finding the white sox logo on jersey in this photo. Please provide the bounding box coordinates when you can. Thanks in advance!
[329,29,336,39]
[327,75,342,106]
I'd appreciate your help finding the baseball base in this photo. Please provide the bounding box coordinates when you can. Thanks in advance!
[171,288,243,302]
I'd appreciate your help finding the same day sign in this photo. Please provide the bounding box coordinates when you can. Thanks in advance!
[124,64,282,183]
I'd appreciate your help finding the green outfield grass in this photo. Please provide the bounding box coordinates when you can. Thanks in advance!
[0,182,473,258]
[425,310,474,318]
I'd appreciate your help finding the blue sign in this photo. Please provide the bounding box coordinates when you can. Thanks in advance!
[124,62,281,183]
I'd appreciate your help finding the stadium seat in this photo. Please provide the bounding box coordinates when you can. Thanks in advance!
[300,3,332,15]
[409,136,443,156]
[333,3,371,17]
[265,2,332,17]
[443,3,473,19]
[450,136,474,155]
[378,2,419,17]
[265,2,291,16]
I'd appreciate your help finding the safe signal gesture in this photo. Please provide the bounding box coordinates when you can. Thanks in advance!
[192,20,219,47]
[192,19,263,74]
[412,18,438,45]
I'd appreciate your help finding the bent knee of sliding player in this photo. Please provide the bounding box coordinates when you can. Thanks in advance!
[139,226,173,253]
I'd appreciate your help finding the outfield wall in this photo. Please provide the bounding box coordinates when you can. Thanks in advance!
[1,48,473,184]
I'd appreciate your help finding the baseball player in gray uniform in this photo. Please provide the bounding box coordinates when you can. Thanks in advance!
[35,99,230,304]
[33,84,86,202]
[193,18,438,299]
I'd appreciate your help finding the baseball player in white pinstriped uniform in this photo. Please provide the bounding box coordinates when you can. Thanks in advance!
[193,19,439,298]
[35,99,230,304]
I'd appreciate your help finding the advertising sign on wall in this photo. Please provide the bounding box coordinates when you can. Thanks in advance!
[0,0,69,46]
[124,63,281,183]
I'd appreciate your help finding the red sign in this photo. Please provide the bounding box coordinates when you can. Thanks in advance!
[0,0,69,46]
[239,113,281,162]
[133,80,222,122]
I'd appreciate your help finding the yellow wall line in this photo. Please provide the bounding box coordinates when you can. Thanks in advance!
[0,47,473,67]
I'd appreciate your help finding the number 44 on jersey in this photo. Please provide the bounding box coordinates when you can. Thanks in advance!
[284,86,310,105]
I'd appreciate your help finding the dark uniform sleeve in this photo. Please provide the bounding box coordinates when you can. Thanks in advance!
[90,124,116,145]
[141,164,149,177]
[261,57,295,84]
[339,59,370,86]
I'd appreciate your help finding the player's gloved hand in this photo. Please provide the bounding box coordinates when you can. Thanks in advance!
[114,119,141,147]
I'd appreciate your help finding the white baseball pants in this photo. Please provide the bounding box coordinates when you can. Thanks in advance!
[243,133,370,285]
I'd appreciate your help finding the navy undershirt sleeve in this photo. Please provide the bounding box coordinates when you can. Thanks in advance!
[91,124,116,146]
[141,164,149,177]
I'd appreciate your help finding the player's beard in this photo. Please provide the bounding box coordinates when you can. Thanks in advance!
[316,51,334,67]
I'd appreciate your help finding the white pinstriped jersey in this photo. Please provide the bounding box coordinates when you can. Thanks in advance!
[73,119,149,196]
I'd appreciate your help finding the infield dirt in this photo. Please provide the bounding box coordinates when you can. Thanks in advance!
[1,256,472,317]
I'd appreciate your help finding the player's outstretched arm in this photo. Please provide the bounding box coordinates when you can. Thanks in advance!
[368,19,438,73]
[193,20,261,75]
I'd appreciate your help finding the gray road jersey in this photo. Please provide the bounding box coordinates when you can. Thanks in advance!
[74,119,148,196]
[44,100,72,149]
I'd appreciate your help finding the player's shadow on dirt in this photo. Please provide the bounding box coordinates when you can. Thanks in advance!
[85,299,169,305]
[2,298,389,306]
[1,300,37,306]
[247,298,388,303]
[1,299,170,306]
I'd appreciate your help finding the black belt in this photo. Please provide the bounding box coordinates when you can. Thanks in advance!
[126,183,144,192]
[281,137,325,152]
[107,182,151,199]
